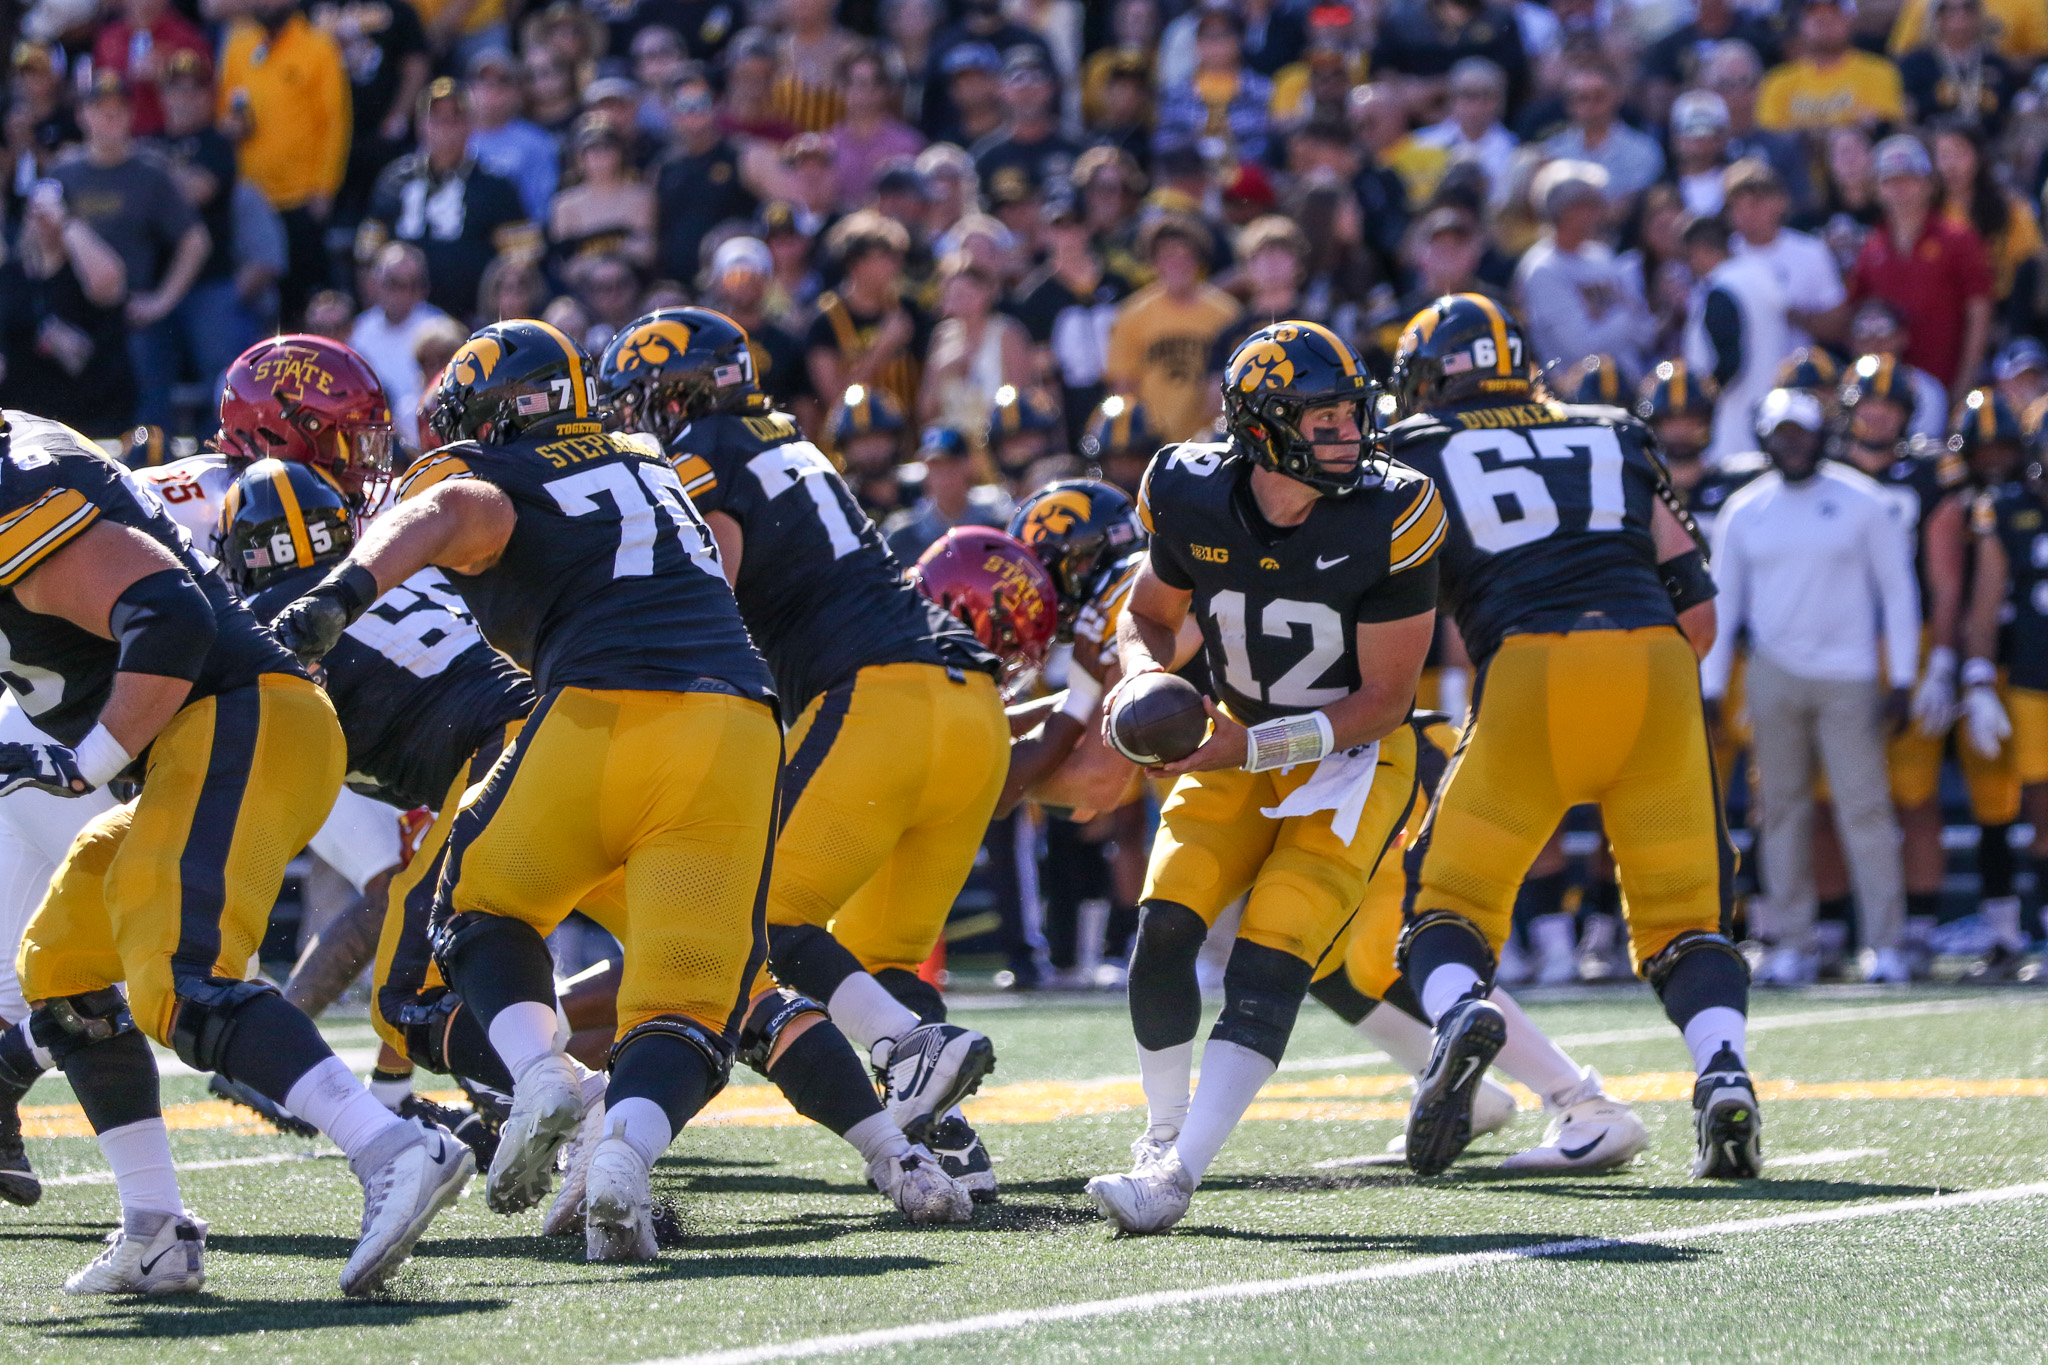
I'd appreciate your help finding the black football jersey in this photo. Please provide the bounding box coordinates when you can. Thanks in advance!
[1139,443,1442,726]
[1975,482,2048,689]
[395,429,774,704]
[0,411,304,746]
[669,408,995,721]
[1386,400,1679,667]
[251,566,535,809]
[1844,445,1967,620]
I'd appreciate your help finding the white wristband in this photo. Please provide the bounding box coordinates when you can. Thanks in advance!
[73,724,131,788]
[1243,711,1334,773]
[1058,668,1102,721]
[1963,657,1998,689]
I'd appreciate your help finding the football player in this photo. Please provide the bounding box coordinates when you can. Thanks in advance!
[0,410,470,1296]
[1384,294,1757,1179]
[597,308,1012,1198]
[273,319,783,1262]
[1084,321,1443,1234]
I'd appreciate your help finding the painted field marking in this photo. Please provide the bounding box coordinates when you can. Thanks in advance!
[44,1151,341,1187]
[1769,1147,1888,1169]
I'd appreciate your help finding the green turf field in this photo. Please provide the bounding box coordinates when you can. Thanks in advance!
[7,986,2048,1364]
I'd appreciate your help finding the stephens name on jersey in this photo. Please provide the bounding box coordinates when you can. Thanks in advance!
[249,565,534,809]
[396,428,774,705]
[0,412,303,744]
[1385,400,1680,666]
[669,407,996,721]
[1137,440,1444,727]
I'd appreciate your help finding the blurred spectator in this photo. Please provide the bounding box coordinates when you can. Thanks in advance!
[1414,58,1517,213]
[1756,0,1905,132]
[1340,92,1418,278]
[466,47,558,221]
[1082,0,1158,127]
[523,48,581,136]
[1704,41,1814,214]
[721,30,800,146]
[349,242,449,448]
[1291,179,1378,344]
[552,117,656,272]
[0,180,133,433]
[412,312,468,401]
[918,142,981,241]
[884,0,941,122]
[414,0,508,70]
[1014,190,1134,440]
[357,79,538,320]
[924,0,1055,144]
[1888,0,2047,65]
[1640,0,1780,116]
[1627,184,1696,361]
[571,252,644,352]
[1154,9,1273,165]
[919,251,1030,431]
[1206,214,1309,404]
[1727,159,1849,353]
[1374,205,1510,363]
[56,73,210,429]
[1349,80,1446,207]
[1930,118,2042,332]
[772,0,859,137]
[1682,213,1790,461]
[762,201,823,316]
[302,287,359,339]
[934,43,1006,148]
[975,48,1078,198]
[1807,124,1884,269]
[1268,11,1370,132]
[1849,134,1992,392]
[809,209,930,420]
[585,65,664,170]
[1373,0,1530,117]
[476,251,548,323]
[778,134,842,238]
[231,178,290,333]
[91,0,209,140]
[1515,160,1653,382]
[5,45,76,222]
[220,0,351,322]
[1993,337,2048,419]
[653,69,757,285]
[831,46,926,210]
[1086,51,1155,169]
[883,424,1013,562]
[629,27,690,138]
[1670,91,1734,216]
[1103,213,1239,443]
[1546,60,1664,202]
[1160,0,1304,88]
[704,235,811,417]
[316,0,433,221]
[1899,0,2021,133]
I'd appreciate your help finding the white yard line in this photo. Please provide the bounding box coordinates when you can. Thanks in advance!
[44,1150,341,1187]
[1769,1147,1888,1169]
[629,1181,2048,1365]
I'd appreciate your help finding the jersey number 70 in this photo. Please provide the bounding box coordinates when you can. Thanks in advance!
[546,462,724,580]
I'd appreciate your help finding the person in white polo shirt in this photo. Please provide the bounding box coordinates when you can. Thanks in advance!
[1702,389,1920,985]
[1726,158,1847,354]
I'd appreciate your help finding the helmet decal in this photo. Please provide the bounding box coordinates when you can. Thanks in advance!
[450,337,504,388]
[1016,489,1094,543]
[1233,339,1296,392]
[615,320,696,373]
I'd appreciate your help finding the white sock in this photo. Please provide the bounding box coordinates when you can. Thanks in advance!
[286,1056,406,1160]
[1682,1007,1748,1076]
[1419,964,1484,1023]
[579,1068,609,1110]
[1355,1005,1434,1075]
[1490,989,1587,1107]
[1983,896,2025,949]
[603,1095,673,1166]
[366,1073,414,1111]
[827,973,923,1054]
[486,1000,561,1080]
[842,1111,911,1165]
[1137,1040,1194,1138]
[1172,1039,1276,1182]
[97,1117,182,1215]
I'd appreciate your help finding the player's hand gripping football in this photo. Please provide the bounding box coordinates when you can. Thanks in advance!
[1154,698,1246,775]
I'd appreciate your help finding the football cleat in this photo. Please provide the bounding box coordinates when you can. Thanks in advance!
[867,1147,973,1224]
[1385,1076,1517,1156]
[926,1113,999,1202]
[1691,1053,1763,1179]
[487,1052,585,1215]
[1860,947,1912,984]
[873,1022,996,1146]
[584,1137,658,1262]
[342,1119,474,1296]
[1753,945,1816,987]
[0,1076,40,1207]
[65,1209,207,1295]
[1405,996,1508,1176]
[1130,1124,1179,1170]
[398,1093,498,1167]
[208,1072,319,1138]
[544,1087,608,1238]
[1500,1071,1648,1173]
[1086,1150,1196,1235]
[1960,943,2029,984]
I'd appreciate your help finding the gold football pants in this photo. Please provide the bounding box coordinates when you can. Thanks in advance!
[434,686,779,1039]
[17,674,345,1043]
[1328,718,1459,999]
[768,662,1008,975]
[1143,722,1419,968]
[1413,627,1729,968]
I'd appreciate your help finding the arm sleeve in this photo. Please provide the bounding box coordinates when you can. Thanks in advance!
[1702,287,1744,389]
[1698,505,1745,698]
[1870,495,1923,688]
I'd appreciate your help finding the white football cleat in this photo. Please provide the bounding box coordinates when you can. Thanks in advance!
[543,1087,608,1237]
[868,1147,972,1224]
[1500,1071,1648,1173]
[488,1052,585,1215]
[1130,1124,1179,1169]
[583,1136,658,1262]
[1086,1150,1195,1235]
[65,1209,207,1296]
[341,1120,474,1296]
[873,1022,995,1145]
[1385,1076,1518,1156]
[1754,945,1816,987]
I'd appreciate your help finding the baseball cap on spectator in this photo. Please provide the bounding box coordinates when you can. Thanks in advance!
[942,43,1002,78]
[876,161,931,203]
[1418,205,1479,242]
[917,143,976,186]
[418,76,468,119]
[919,426,971,461]
[1532,159,1609,220]
[711,235,773,286]
[1994,338,2048,383]
[584,73,642,107]
[1723,157,1784,200]
[1756,387,1825,436]
[783,133,834,167]
[1671,90,1729,137]
[757,200,808,241]
[1003,47,1053,82]
[1100,51,1148,84]
[467,46,519,80]
[1222,163,1277,212]
[1873,135,1932,180]
[82,70,130,104]
[726,28,777,68]
[161,49,211,87]
[936,212,1016,259]
[574,113,627,151]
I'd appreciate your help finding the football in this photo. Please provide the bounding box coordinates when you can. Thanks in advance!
[1107,671,1209,766]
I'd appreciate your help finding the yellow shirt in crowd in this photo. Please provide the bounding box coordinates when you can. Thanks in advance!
[1944,192,2045,301]
[1889,0,2048,59]
[1105,282,1242,444]
[411,0,505,39]
[218,13,351,210]
[1756,50,1905,130]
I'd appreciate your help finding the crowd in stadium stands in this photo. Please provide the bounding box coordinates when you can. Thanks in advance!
[7,0,2048,986]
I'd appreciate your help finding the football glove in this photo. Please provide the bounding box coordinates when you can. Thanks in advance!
[1909,646,1957,738]
[0,741,89,798]
[1962,679,2011,759]
[268,563,378,663]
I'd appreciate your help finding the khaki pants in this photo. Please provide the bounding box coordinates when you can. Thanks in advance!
[1745,655,1904,953]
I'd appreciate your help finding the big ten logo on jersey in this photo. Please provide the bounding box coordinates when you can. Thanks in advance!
[347,572,480,678]
[535,430,657,469]
[546,458,723,580]
[748,440,864,558]
[1436,422,1630,553]
[1190,544,1228,563]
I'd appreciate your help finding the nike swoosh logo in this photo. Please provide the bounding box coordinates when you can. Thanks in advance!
[1316,554,1349,569]
[428,1141,448,1166]
[138,1246,178,1276]
[1559,1137,1604,1161]
[1452,1057,1481,1090]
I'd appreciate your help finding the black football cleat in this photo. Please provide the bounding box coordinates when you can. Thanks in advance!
[1691,1050,1763,1179]
[1405,996,1508,1176]
[0,1076,40,1207]
[209,1073,320,1138]
[1959,943,2029,985]
[926,1114,999,1202]
[399,1093,499,1166]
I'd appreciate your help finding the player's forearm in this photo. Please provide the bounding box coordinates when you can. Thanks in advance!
[1678,600,1716,660]
[1963,545,2007,664]
[1322,677,1419,750]
[997,713,1085,818]
[1115,608,1181,679]
[98,671,197,757]
[355,482,514,587]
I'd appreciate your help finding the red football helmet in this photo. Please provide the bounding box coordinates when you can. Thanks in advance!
[910,527,1059,670]
[217,335,396,502]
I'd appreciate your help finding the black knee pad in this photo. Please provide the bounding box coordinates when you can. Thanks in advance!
[736,988,829,1074]
[168,976,277,1073]
[610,1015,734,1098]
[766,1019,883,1137]
[60,1025,160,1134]
[431,912,556,1026]
[28,988,138,1066]
[1307,968,1376,1027]
[766,923,866,1003]
[873,967,946,1024]
[1128,899,1208,1052]
[1644,931,1750,1028]
[1212,940,1314,1064]
[1395,910,1497,987]
[393,987,465,1075]
[1132,900,1208,967]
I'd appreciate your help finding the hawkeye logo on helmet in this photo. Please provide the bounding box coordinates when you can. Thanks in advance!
[1019,490,1091,542]
[618,320,695,372]
[1234,340,1295,393]
[451,337,503,386]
